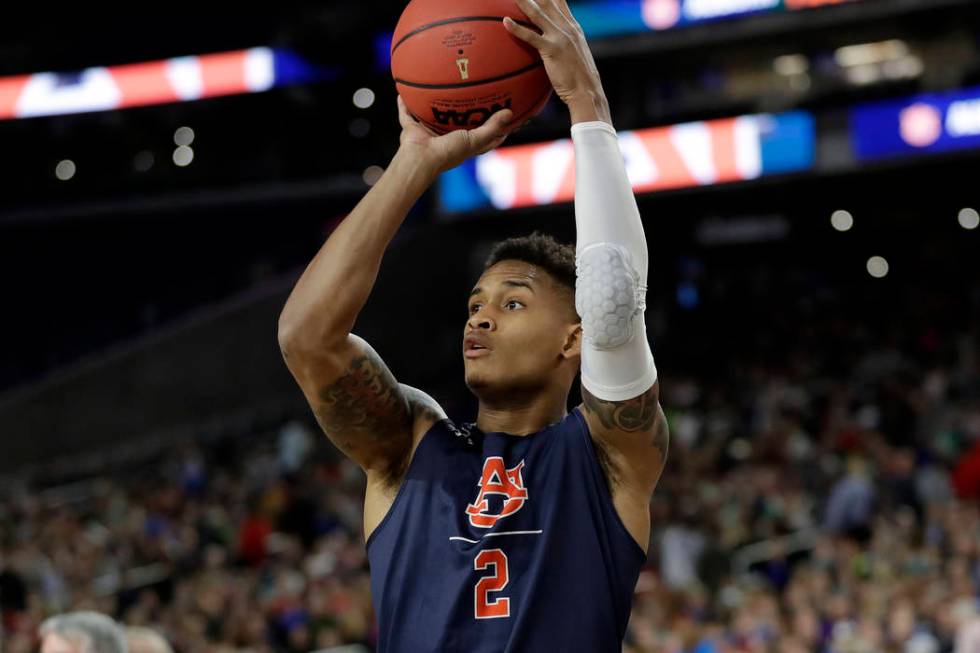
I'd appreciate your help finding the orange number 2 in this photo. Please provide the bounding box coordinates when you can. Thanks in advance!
[473,548,510,619]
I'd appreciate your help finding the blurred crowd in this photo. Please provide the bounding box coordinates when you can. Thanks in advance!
[0,421,376,652]
[624,266,980,652]
[1,270,979,653]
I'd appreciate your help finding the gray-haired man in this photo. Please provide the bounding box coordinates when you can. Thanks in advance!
[39,611,127,653]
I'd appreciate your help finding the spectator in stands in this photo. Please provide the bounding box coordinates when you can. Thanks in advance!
[824,455,875,539]
[39,611,127,653]
[124,627,173,653]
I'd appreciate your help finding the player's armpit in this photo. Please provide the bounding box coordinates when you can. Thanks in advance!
[579,380,669,493]
[282,333,415,480]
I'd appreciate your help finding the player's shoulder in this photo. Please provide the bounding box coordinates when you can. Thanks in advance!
[399,385,481,451]
[399,384,448,434]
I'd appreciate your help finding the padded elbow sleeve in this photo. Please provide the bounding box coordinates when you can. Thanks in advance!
[572,121,658,402]
[575,243,641,350]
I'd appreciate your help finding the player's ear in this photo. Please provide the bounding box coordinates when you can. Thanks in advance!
[560,323,582,360]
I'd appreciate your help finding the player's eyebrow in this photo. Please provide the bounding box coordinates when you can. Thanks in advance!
[469,279,536,298]
[503,279,536,294]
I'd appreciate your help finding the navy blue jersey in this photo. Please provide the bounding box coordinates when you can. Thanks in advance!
[366,406,646,652]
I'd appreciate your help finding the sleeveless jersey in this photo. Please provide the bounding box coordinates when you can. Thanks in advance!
[366,406,646,652]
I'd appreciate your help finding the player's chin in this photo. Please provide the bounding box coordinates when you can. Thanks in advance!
[463,364,499,391]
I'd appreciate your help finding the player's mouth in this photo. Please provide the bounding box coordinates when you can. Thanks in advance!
[464,335,492,358]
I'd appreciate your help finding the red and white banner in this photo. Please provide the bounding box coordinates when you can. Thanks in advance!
[0,48,274,121]
[474,115,762,209]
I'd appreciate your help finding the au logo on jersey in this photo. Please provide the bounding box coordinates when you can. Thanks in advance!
[466,457,528,528]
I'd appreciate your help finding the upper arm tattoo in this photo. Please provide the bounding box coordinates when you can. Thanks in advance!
[581,383,669,462]
[402,386,446,426]
[313,345,412,475]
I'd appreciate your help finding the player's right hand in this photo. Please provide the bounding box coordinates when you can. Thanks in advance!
[396,95,513,175]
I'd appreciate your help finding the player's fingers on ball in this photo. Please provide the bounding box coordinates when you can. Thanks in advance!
[478,136,507,156]
[553,0,575,22]
[475,110,513,143]
[418,121,440,137]
[535,0,569,25]
[396,96,415,128]
[466,129,494,154]
[503,16,546,48]
[514,0,550,25]
[469,119,507,152]
[476,129,508,154]
[514,0,560,35]
[491,109,514,130]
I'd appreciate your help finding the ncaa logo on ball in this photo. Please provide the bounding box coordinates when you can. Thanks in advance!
[432,98,513,128]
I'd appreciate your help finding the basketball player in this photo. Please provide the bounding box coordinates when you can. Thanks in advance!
[277,0,668,649]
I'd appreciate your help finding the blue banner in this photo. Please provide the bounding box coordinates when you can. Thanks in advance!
[851,86,980,160]
[570,0,781,35]
[377,0,863,61]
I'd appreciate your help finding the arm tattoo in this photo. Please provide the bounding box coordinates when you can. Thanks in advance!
[581,384,659,433]
[651,403,669,462]
[402,386,446,426]
[582,384,669,461]
[313,348,412,467]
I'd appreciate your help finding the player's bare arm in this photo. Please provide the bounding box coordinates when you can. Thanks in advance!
[286,335,431,483]
[277,96,513,484]
[581,382,669,486]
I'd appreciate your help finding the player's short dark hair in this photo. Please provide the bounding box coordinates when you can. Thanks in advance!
[483,231,578,320]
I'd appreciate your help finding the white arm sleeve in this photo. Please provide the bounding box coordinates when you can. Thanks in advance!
[572,120,658,402]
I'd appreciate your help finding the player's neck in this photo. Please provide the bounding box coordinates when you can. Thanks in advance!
[474,392,567,436]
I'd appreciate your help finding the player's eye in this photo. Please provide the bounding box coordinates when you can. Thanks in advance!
[469,303,481,314]
[505,300,524,310]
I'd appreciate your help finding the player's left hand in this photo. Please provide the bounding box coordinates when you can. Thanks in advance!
[503,0,610,124]
[396,95,513,175]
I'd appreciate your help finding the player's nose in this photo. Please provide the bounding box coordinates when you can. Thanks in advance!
[467,314,495,331]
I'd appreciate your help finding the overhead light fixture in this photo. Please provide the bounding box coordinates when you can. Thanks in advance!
[174,126,195,146]
[55,159,76,181]
[866,255,889,278]
[353,88,376,110]
[173,146,194,167]
[831,210,854,231]
[959,208,979,230]
[773,54,809,76]
[835,39,909,68]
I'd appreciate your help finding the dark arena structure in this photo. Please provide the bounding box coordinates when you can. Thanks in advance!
[2,1,980,651]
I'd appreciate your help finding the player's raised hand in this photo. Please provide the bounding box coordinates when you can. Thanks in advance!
[396,95,513,175]
[503,0,611,124]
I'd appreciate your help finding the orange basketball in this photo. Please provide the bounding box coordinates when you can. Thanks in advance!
[391,0,553,134]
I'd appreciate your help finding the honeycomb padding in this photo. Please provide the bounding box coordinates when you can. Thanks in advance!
[575,244,640,349]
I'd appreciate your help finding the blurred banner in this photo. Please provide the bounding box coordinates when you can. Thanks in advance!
[568,0,861,38]
[438,110,815,213]
[373,0,863,68]
[0,48,332,120]
[850,85,980,161]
